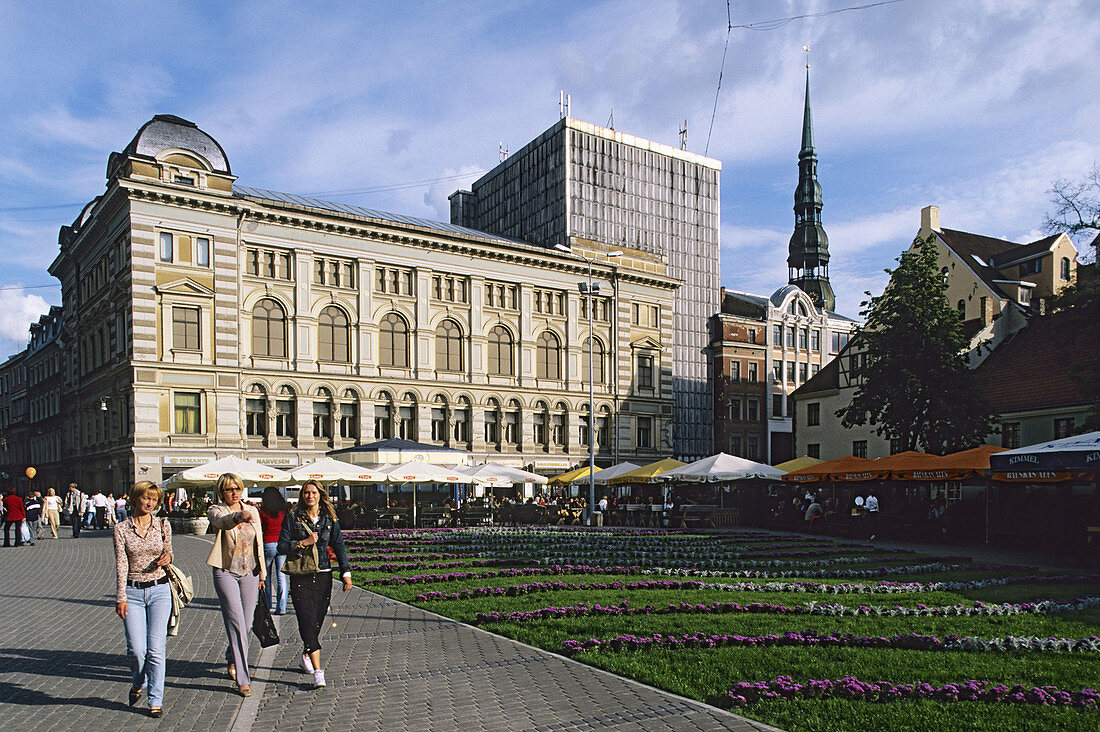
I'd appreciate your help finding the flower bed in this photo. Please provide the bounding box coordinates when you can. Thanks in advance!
[721,676,1099,710]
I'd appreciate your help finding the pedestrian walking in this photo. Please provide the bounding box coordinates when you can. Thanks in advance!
[65,483,84,537]
[114,481,173,718]
[258,486,288,615]
[94,490,110,529]
[3,487,26,547]
[23,491,42,545]
[207,473,266,698]
[866,491,880,540]
[44,488,61,538]
[82,491,95,529]
[277,479,352,689]
[115,494,128,524]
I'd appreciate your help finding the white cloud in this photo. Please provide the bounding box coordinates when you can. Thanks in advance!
[0,287,50,357]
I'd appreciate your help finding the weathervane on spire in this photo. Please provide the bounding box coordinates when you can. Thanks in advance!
[803,45,810,69]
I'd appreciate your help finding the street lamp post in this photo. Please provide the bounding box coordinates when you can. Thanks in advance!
[577,250,621,524]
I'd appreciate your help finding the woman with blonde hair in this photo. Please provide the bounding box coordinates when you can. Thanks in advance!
[277,479,352,689]
[207,473,265,697]
[114,481,172,718]
[43,488,62,539]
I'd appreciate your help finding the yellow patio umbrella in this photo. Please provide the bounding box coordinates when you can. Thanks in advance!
[774,456,823,473]
[548,465,601,485]
[606,458,687,485]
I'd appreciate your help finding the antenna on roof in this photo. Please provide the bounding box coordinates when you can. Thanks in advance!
[499,142,509,162]
[607,108,614,130]
[679,120,688,150]
[559,90,571,119]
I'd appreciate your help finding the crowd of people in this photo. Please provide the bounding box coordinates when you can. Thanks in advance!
[2,482,125,546]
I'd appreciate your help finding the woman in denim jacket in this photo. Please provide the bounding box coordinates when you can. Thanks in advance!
[277,479,352,689]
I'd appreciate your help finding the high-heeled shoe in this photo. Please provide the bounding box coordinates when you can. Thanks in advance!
[149,707,163,718]
[237,685,251,697]
[128,687,142,706]
[228,664,237,681]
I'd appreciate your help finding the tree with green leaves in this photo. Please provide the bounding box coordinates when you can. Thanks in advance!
[837,234,995,454]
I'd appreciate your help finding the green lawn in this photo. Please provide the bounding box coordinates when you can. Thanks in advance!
[347,528,1099,732]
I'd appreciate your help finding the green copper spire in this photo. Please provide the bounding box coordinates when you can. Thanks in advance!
[787,63,835,311]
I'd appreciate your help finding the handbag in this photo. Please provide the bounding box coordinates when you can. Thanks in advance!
[252,595,280,647]
[20,520,30,543]
[281,514,319,575]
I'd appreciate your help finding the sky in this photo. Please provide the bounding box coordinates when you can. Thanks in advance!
[1,0,1097,358]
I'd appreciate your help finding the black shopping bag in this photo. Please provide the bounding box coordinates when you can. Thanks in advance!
[252,595,280,648]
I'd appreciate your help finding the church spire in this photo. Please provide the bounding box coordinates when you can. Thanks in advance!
[787,55,835,311]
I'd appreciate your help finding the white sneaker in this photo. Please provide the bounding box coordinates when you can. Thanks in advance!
[300,654,314,674]
[312,669,326,688]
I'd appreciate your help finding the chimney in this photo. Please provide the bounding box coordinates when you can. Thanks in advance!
[920,205,941,236]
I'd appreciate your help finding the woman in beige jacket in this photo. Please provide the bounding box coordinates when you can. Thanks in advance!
[207,473,266,697]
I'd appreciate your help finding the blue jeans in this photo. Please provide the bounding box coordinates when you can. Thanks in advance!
[264,542,288,613]
[123,582,171,708]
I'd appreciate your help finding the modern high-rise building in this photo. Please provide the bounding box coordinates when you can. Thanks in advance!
[451,118,721,460]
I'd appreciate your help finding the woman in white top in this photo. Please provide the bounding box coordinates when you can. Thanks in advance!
[207,473,266,697]
[43,488,62,539]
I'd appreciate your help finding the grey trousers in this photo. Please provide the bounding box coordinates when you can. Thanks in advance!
[212,568,260,686]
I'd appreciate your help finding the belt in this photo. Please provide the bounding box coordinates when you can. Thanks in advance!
[127,575,169,589]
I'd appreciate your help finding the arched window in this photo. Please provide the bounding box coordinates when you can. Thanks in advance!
[312,387,333,439]
[340,389,359,441]
[956,299,966,318]
[431,395,448,442]
[436,319,463,371]
[488,326,513,376]
[532,400,549,446]
[245,384,267,437]
[374,390,393,439]
[380,313,409,368]
[1061,257,1071,281]
[319,306,350,363]
[551,401,567,446]
[453,396,471,444]
[536,331,561,380]
[484,397,501,445]
[582,337,605,386]
[252,299,286,358]
[274,385,295,438]
[504,399,521,445]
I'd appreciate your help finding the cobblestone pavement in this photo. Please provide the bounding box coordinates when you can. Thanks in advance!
[0,531,780,732]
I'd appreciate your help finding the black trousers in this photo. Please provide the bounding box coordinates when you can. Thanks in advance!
[289,572,333,654]
[3,520,23,547]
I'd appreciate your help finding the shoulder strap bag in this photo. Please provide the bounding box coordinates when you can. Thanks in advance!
[281,514,319,575]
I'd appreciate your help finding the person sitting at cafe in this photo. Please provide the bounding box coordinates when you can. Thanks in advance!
[804,499,825,532]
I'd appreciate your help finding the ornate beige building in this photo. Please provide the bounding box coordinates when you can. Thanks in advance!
[38,115,679,492]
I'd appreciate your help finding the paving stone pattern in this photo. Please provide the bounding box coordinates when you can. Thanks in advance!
[0,530,780,732]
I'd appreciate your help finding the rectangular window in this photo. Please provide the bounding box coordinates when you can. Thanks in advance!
[533,412,546,445]
[729,435,742,456]
[773,362,782,382]
[747,435,759,460]
[551,412,565,446]
[852,440,868,459]
[636,416,652,448]
[637,354,654,390]
[786,362,795,383]
[452,410,469,443]
[773,325,782,344]
[748,362,758,382]
[246,249,259,276]
[772,394,784,418]
[504,410,519,444]
[314,260,325,285]
[159,232,173,262]
[312,402,331,439]
[171,306,200,350]
[807,443,820,459]
[799,363,808,382]
[729,398,742,420]
[811,330,821,351]
[787,326,796,347]
[397,406,414,440]
[890,437,904,454]
[431,408,447,442]
[807,402,820,426]
[799,328,808,349]
[245,399,266,437]
[338,403,357,439]
[747,399,759,421]
[730,361,740,381]
[194,237,210,267]
[484,410,500,443]
[174,392,200,434]
[274,400,295,438]
[373,404,391,439]
[1053,417,1074,440]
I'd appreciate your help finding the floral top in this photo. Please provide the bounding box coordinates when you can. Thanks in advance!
[228,521,258,576]
[114,516,172,602]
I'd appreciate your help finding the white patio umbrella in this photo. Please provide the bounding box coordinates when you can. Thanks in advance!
[384,460,474,526]
[591,461,642,485]
[163,455,291,488]
[287,457,388,485]
[461,462,549,485]
[660,452,785,482]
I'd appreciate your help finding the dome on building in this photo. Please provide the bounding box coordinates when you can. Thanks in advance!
[117,114,230,174]
[768,284,803,307]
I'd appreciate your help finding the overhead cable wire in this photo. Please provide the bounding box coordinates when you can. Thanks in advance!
[704,0,733,157]
[733,0,905,31]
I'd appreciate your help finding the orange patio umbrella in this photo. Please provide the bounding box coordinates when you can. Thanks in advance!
[891,445,1008,481]
[781,455,877,482]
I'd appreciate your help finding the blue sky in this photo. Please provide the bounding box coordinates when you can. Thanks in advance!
[1,0,1097,358]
